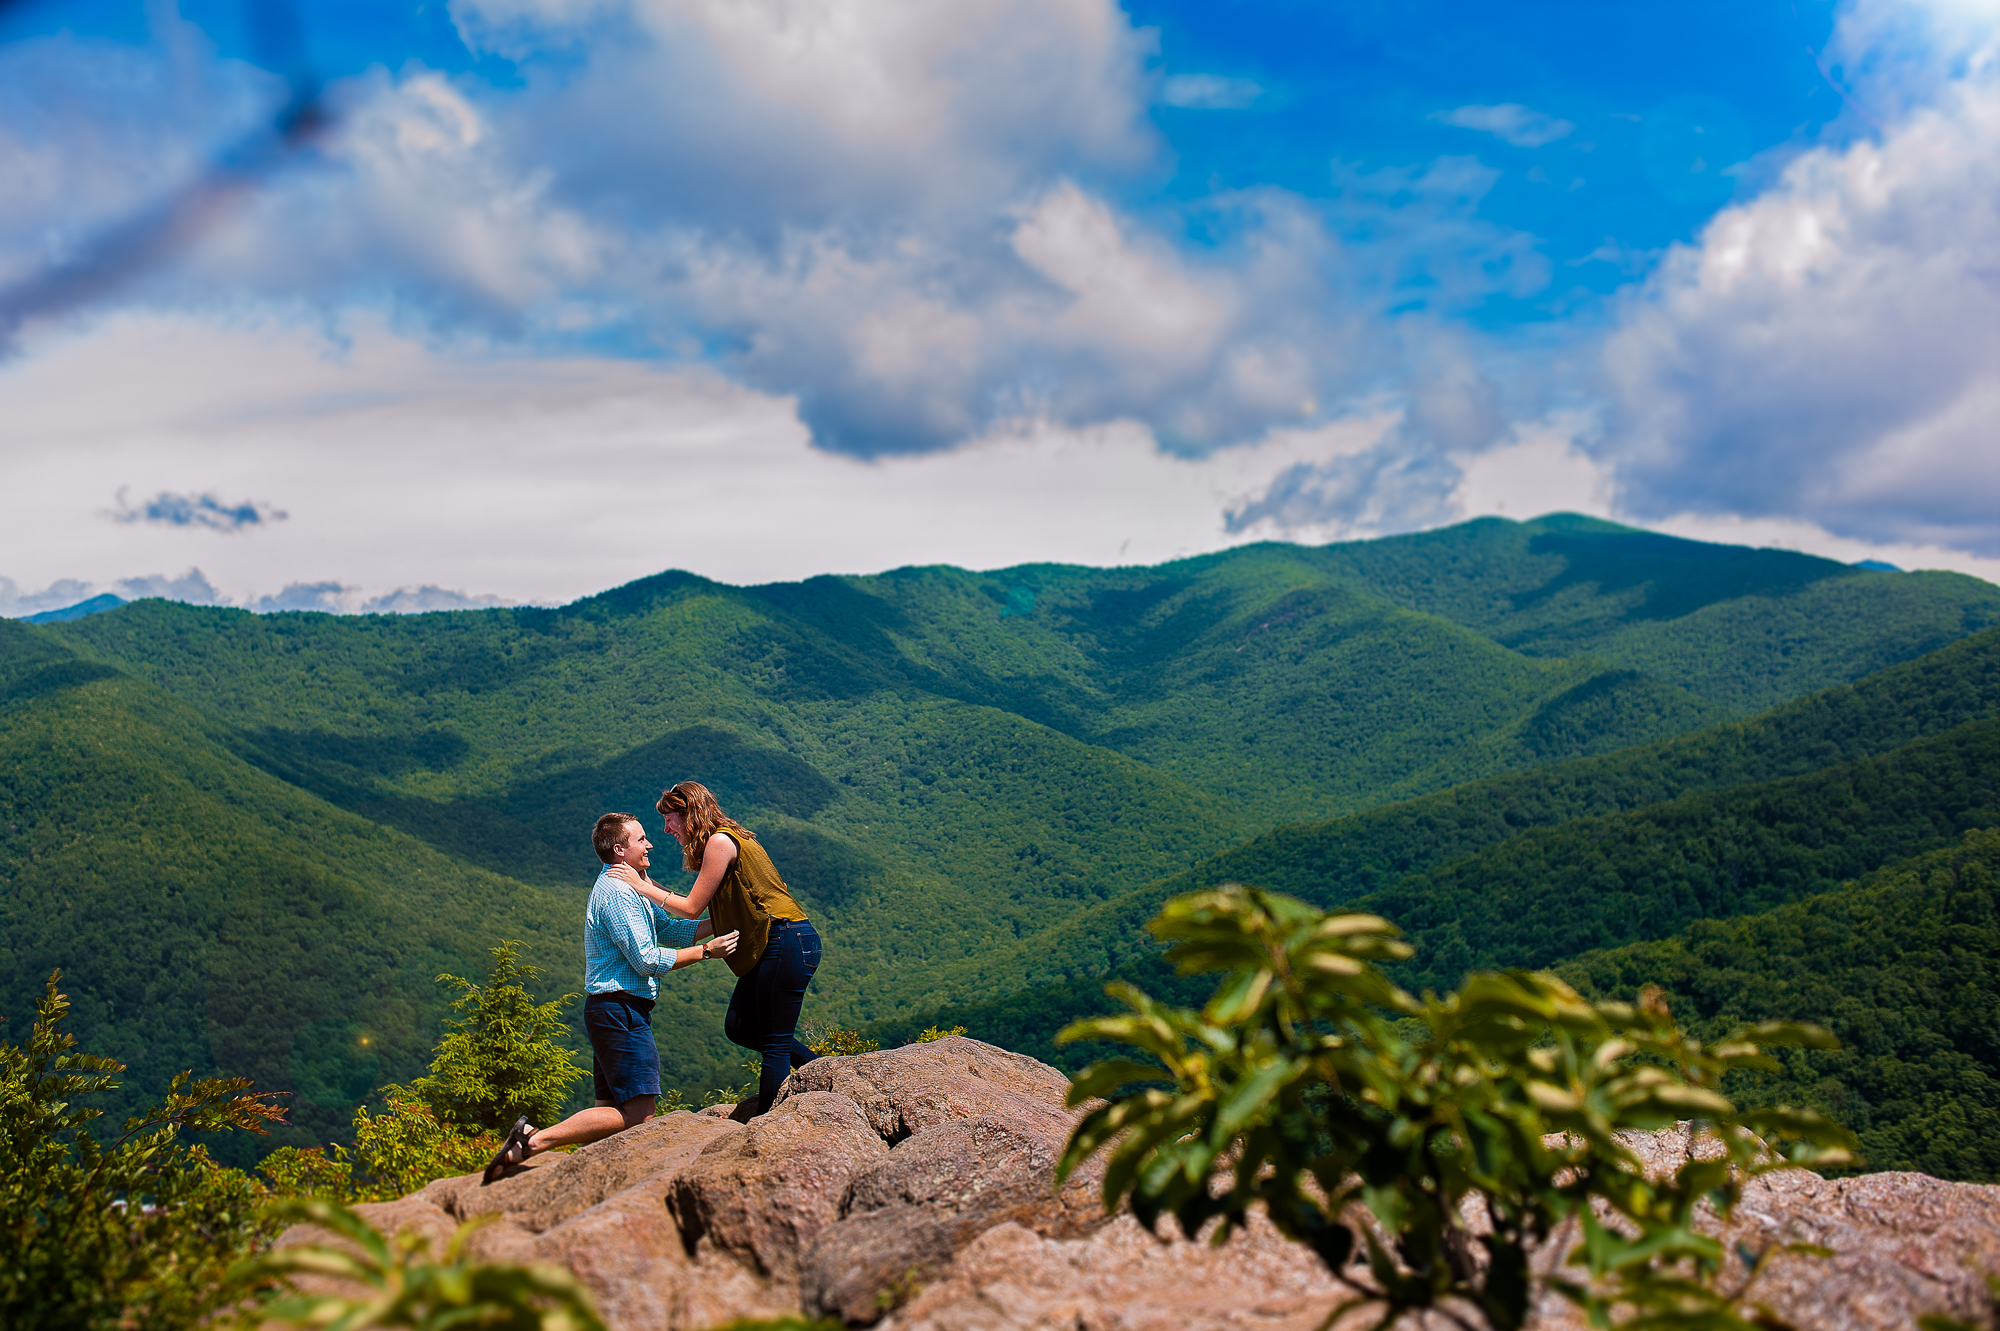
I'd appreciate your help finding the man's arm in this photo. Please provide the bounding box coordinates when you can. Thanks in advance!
[650,907,700,952]
[600,887,728,975]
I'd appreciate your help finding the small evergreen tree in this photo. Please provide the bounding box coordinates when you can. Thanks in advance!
[411,942,582,1132]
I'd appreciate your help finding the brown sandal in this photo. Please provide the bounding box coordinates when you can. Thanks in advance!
[481,1116,535,1185]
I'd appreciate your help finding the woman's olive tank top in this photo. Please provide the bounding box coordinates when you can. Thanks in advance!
[708,831,808,977]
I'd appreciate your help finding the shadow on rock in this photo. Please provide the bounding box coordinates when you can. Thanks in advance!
[270,1037,2000,1331]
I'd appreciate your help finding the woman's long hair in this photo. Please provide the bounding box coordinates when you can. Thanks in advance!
[656,780,756,872]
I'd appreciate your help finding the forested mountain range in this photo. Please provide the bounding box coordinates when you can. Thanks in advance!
[1559,827,1999,1184]
[4,513,1997,1169]
[889,626,2000,1178]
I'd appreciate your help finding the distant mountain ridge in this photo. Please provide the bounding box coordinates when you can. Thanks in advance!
[22,593,125,624]
[4,514,1997,1153]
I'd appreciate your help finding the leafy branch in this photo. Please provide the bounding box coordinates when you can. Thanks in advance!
[1,971,288,1329]
[230,1198,606,1331]
[1056,886,1859,1331]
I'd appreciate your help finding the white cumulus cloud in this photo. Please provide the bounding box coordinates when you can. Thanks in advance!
[1600,70,2000,554]
[2,0,1549,475]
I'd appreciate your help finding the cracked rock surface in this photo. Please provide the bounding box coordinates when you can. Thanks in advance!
[274,1037,2000,1330]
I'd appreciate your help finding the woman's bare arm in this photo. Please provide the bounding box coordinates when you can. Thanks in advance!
[608,834,738,918]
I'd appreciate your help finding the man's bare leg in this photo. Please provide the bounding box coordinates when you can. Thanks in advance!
[523,1094,655,1158]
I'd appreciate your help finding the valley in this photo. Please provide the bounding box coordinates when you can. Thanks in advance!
[5,512,1997,1175]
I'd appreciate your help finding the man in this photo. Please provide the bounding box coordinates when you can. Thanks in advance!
[483,812,738,1182]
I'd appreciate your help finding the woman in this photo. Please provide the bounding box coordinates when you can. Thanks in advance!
[608,780,821,1117]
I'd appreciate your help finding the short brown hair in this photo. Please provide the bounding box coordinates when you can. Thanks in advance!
[592,812,640,864]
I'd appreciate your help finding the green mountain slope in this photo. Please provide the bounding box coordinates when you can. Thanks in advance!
[1559,828,2000,1182]
[0,632,583,1161]
[8,517,1997,1131]
[885,632,2000,1088]
[895,624,2000,1006]
[1361,715,2000,990]
[51,519,2000,837]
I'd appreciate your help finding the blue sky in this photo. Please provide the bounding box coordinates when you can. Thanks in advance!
[1,0,1996,612]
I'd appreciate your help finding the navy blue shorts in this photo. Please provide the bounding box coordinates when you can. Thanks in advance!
[584,991,661,1106]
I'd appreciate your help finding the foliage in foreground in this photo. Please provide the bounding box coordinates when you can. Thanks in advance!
[1,972,287,1330]
[1058,886,1858,1331]
[410,940,583,1133]
[231,1197,606,1331]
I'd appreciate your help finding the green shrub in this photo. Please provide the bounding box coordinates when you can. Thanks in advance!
[692,1058,759,1109]
[1,971,287,1330]
[255,942,570,1204]
[410,941,583,1133]
[914,1024,967,1043]
[349,1087,502,1200]
[1058,885,1857,1331]
[231,1197,606,1330]
[256,1142,358,1201]
[803,1021,880,1056]
[258,1087,501,1204]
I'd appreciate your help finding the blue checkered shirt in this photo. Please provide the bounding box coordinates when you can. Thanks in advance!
[584,865,699,1001]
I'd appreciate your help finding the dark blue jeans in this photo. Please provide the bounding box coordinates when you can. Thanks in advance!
[724,919,822,1114]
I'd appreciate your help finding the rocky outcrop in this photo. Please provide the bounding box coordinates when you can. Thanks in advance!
[667,1090,889,1283]
[1649,1166,2000,1330]
[770,1036,1079,1143]
[278,1037,2000,1330]
[801,1112,1109,1324]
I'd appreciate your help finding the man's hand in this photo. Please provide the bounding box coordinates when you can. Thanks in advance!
[704,930,741,959]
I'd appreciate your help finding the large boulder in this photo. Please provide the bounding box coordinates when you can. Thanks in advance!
[1673,1167,2000,1330]
[801,1113,1111,1324]
[665,1089,890,1285]
[1515,1125,2000,1330]
[770,1036,1077,1142]
[423,1111,739,1235]
[883,1163,2000,1331]
[880,1211,1349,1331]
[526,1161,794,1330]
